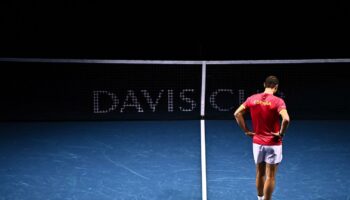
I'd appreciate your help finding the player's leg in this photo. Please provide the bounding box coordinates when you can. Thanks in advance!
[253,143,265,199]
[263,145,282,200]
[256,162,266,198]
[264,163,278,200]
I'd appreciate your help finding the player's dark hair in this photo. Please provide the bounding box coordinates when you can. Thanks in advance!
[264,75,279,88]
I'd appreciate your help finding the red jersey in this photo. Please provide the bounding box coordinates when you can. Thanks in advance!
[242,93,286,145]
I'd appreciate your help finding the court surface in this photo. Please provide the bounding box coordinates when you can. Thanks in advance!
[1,120,350,200]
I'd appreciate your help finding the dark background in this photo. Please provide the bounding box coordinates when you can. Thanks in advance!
[1,3,350,60]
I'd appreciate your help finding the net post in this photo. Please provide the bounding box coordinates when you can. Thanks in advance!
[200,61,207,200]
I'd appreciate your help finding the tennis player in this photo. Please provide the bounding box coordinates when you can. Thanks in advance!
[234,75,290,200]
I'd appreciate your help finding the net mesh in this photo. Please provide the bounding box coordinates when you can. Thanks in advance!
[1,61,350,120]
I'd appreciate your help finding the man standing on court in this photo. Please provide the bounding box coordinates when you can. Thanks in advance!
[234,75,290,200]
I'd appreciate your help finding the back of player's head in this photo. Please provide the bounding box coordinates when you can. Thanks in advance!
[264,75,279,88]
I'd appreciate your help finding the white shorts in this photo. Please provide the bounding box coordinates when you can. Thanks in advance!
[253,143,283,164]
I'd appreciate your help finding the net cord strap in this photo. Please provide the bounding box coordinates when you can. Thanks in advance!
[200,61,207,200]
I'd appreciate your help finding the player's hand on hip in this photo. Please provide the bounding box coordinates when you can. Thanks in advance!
[271,132,283,138]
[245,131,255,138]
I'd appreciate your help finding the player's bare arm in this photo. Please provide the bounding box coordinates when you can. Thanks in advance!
[234,105,255,137]
[279,109,290,136]
[271,109,290,137]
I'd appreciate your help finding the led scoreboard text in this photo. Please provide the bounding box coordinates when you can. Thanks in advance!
[93,89,247,114]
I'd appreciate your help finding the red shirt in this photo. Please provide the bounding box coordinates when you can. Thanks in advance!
[243,93,286,145]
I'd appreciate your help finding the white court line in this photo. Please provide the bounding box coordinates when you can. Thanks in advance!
[200,119,207,200]
[1,57,350,65]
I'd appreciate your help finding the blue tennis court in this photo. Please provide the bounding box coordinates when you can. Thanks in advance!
[0,121,201,200]
[1,120,350,199]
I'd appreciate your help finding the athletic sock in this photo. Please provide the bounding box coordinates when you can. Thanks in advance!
[257,196,264,200]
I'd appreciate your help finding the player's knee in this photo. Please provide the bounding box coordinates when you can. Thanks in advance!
[266,174,276,180]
